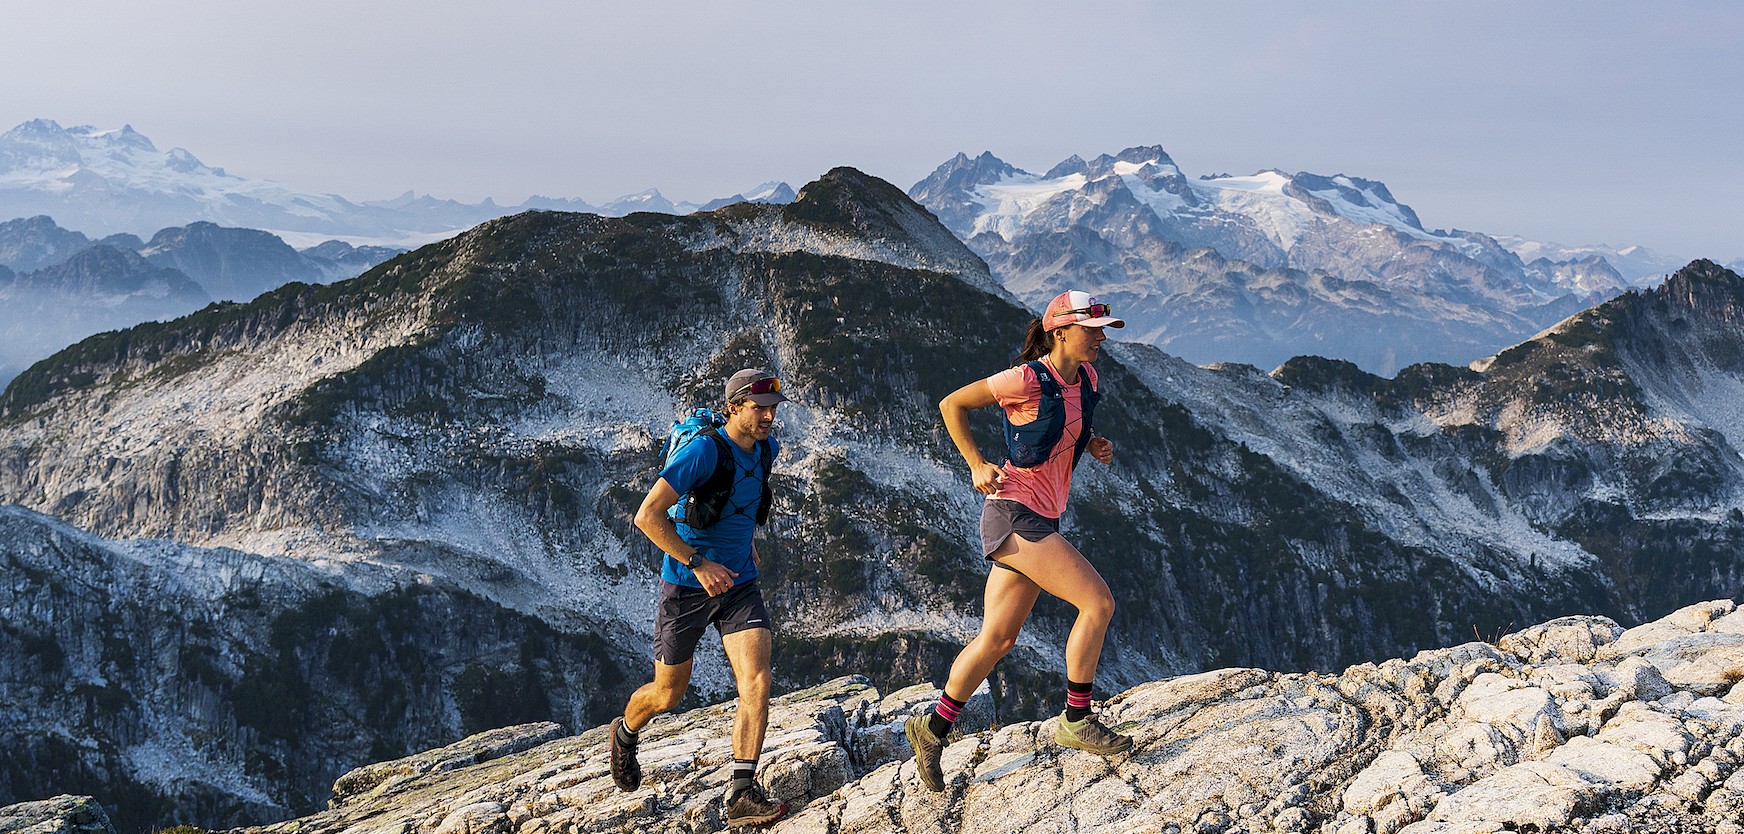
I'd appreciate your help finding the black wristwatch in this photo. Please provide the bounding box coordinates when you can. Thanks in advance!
[685,552,705,570]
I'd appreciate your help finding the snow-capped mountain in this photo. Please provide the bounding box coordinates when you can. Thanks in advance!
[0,120,395,240]
[910,148,1635,374]
[0,120,795,247]
[3,168,1741,829]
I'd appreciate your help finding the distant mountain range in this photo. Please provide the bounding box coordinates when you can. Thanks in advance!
[10,118,1736,380]
[908,148,1728,374]
[0,215,404,387]
[2,168,1741,829]
[0,119,795,246]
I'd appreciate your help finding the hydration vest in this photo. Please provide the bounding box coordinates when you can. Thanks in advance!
[1003,360,1100,469]
[662,409,773,529]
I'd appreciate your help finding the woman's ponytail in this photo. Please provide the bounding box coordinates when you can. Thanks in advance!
[1017,318,1054,363]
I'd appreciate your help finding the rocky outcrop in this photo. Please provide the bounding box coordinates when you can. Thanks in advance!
[187,602,1744,834]
[0,796,116,834]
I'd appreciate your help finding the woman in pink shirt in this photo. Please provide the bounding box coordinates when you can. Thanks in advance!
[904,290,1134,791]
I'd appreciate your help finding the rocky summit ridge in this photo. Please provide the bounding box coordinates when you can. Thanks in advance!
[15,601,1744,834]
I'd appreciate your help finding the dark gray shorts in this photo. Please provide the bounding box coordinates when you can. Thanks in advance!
[980,498,1061,562]
[654,579,772,665]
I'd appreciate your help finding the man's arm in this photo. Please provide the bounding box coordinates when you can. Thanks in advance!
[634,478,738,596]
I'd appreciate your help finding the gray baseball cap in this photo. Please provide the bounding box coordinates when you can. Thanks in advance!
[725,368,788,406]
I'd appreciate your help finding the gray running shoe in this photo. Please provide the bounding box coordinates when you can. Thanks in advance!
[1054,713,1133,755]
[609,717,641,791]
[725,785,788,827]
[903,713,947,791]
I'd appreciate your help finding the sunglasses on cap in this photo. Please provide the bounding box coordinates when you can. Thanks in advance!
[729,376,782,400]
[1065,303,1113,319]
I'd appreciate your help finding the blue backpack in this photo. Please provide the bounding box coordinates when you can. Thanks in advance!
[662,408,772,528]
[1003,360,1100,468]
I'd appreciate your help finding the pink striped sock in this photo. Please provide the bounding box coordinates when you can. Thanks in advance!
[1065,680,1094,721]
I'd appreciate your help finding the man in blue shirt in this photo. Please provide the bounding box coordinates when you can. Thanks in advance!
[609,368,789,828]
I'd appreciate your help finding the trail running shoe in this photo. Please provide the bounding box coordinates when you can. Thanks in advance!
[725,785,789,827]
[609,717,641,791]
[1054,713,1133,755]
[903,713,947,791]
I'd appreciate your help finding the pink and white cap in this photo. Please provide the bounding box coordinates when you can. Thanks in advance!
[1042,290,1125,330]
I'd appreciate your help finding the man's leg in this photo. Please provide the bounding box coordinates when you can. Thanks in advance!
[721,626,772,763]
[721,625,786,826]
[625,658,694,731]
[613,581,710,792]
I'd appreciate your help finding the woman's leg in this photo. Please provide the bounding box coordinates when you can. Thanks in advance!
[941,563,1042,701]
[909,559,1043,792]
[991,533,1115,684]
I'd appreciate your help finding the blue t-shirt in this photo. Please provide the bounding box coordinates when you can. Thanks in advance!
[658,432,779,589]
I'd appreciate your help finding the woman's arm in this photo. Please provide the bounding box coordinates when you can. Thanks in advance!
[940,379,1007,495]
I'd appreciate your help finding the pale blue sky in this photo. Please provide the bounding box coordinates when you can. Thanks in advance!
[3,1,1740,259]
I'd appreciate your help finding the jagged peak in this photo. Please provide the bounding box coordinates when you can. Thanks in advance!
[1042,153,1089,179]
[3,118,69,138]
[908,151,1021,199]
[1657,258,1744,320]
[1472,260,1744,379]
[1114,144,1176,166]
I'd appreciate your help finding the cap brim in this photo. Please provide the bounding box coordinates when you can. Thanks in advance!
[1079,316,1124,328]
[745,392,789,406]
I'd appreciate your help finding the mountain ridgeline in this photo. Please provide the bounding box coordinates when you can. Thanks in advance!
[1,168,1741,830]
[0,215,403,388]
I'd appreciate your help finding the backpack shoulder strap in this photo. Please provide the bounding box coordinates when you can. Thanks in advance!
[754,438,774,525]
[1027,359,1060,399]
[1072,364,1101,466]
[699,427,735,495]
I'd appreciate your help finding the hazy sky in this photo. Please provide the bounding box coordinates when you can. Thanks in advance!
[3,1,1741,259]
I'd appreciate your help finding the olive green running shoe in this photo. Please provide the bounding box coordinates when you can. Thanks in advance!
[903,713,947,791]
[1054,713,1133,755]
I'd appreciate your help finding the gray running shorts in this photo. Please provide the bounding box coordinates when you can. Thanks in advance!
[654,579,772,665]
[979,498,1061,566]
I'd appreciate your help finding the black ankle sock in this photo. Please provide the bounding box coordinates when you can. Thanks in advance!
[928,692,967,738]
[614,719,639,747]
[730,758,757,798]
[1065,679,1093,722]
